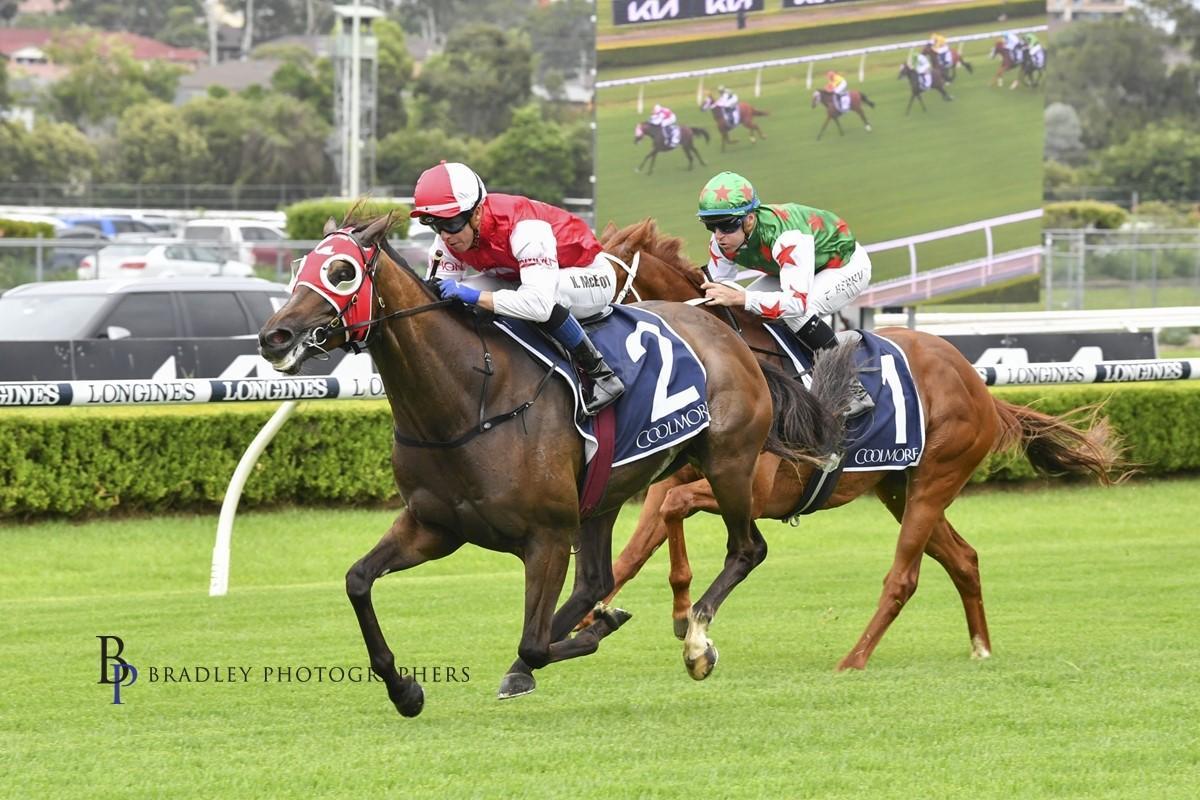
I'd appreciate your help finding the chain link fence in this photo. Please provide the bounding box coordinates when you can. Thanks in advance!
[1044,228,1200,311]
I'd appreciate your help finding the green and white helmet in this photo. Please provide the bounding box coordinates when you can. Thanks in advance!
[697,171,760,219]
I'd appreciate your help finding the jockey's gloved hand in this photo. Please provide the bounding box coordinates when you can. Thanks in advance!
[437,278,481,305]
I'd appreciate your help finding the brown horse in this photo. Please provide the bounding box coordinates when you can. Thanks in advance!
[699,93,769,151]
[590,219,1125,672]
[634,121,709,175]
[899,62,954,115]
[990,40,1025,89]
[258,213,852,714]
[811,88,875,140]
[922,45,974,82]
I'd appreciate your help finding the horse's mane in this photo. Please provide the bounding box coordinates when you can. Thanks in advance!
[341,200,406,237]
[599,218,705,293]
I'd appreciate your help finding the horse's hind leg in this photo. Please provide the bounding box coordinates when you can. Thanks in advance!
[873,475,991,661]
[856,110,871,132]
[346,511,463,717]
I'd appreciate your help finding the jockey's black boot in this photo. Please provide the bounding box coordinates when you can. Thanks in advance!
[795,316,874,418]
[569,335,625,415]
[538,304,624,416]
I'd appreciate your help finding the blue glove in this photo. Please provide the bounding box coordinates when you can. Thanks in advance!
[437,278,481,305]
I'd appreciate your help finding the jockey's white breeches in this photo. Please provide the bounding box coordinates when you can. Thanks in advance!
[746,243,872,332]
[457,253,616,321]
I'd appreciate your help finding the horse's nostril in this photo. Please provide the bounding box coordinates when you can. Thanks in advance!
[263,328,293,349]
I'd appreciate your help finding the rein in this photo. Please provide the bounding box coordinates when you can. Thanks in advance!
[356,238,558,450]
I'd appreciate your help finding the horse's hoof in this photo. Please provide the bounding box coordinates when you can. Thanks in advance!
[393,680,424,717]
[497,671,536,700]
[684,641,718,681]
[673,616,688,640]
[594,604,633,629]
[865,125,872,132]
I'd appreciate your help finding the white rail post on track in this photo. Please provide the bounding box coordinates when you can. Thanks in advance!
[696,77,704,105]
[858,52,867,82]
[210,400,299,596]
[637,84,644,115]
[805,61,813,89]
[754,66,763,97]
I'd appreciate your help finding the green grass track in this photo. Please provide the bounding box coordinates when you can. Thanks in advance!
[4,478,1197,797]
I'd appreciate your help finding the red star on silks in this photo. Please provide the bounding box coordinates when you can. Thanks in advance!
[826,254,844,269]
[835,218,849,234]
[738,184,754,204]
[713,185,732,202]
[759,300,783,319]
[807,213,825,231]
[773,206,791,221]
[776,243,798,267]
[759,242,773,261]
[791,290,808,309]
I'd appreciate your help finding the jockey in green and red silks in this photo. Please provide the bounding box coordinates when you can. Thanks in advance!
[696,170,874,412]
[411,161,624,415]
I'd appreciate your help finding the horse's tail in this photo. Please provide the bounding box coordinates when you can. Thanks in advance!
[759,344,854,470]
[962,59,974,73]
[692,127,709,142]
[990,399,1129,485]
[860,92,875,108]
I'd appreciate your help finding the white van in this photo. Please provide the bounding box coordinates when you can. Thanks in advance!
[182,218,288,265]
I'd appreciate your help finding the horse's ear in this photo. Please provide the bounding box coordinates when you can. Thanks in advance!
[323,216,339,236]
[358,212,393,247]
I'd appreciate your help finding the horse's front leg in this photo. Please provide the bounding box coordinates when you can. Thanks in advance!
[834,116,845,136]
[494,531,572,699]
[346,510,463,717]
[817,115,832,140]
[856,109,872,132]
[636,150,653,173]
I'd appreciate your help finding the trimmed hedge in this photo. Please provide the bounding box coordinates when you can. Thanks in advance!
[0,219,56,238]
[1043,201,1129,230]
[598,0,1046,70]
[283,198,411,240]
[2,384,1198,519]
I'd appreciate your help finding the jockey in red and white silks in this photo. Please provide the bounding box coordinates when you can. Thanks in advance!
[411,161,624,414]
[649,103,680,148]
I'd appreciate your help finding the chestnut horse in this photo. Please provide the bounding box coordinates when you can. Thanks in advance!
[811,88,875,140]
[922,45,974,82]
[590,219,1125,672]
[699,93,769,150]
[899,62,953,114]
[990,40,1025,89]
[258,213,852,714]
[634,121,709,175]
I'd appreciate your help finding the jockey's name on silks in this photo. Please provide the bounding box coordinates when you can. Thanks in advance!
[494,305,711,467]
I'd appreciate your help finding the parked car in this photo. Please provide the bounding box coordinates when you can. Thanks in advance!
[0,277,288,342]
[77,243,255,280]
[59,214,161,237]
[183,218,289,266]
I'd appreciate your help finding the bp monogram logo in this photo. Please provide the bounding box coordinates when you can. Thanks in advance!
[98,635,138,704]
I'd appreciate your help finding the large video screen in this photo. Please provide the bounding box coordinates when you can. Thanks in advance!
[595,0,1046,307]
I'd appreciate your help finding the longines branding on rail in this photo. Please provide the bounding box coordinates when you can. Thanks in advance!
[0,383,60,405]
[219,377,331,401]
[87,382,200,405]
[98,636,469,705]
[635,402,710,449]
[1103,361,1185,382]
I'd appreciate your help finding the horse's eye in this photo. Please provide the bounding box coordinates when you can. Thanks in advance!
[329,260,357,286]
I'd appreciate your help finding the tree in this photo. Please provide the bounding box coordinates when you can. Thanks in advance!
[180,93,257,184]
[1045,102,1087,165]
[27,120,99,184]
[1047,19,1173,151]
[526,0,593,85]
[375,128,479,188]
[374,18,414,133]
[60,1,203,39]
[112,102,209,185]
[267,48,333,124]
[45,33,184,127]
[479,104,574,203]
[413,24,532,139]
[238,93,334,184]
[1097,123,1200,202]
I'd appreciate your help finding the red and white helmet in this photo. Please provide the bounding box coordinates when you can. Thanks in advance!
[410,161,487,219]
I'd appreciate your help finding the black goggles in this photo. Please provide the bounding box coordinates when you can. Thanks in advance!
[419,212,472,234]
[702,216,745,234]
